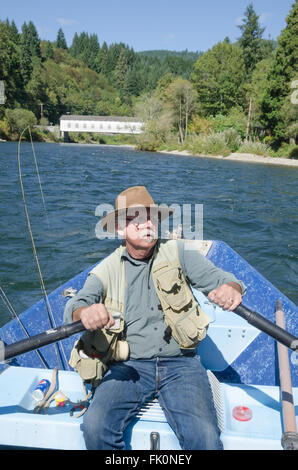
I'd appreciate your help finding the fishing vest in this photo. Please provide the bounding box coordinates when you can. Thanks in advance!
[69,239,210,386]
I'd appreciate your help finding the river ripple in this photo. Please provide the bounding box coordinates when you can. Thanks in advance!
[0,142,297,326]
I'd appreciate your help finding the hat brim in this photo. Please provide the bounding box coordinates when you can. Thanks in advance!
[101,204,174,232]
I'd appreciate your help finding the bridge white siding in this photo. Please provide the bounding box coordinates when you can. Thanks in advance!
[60,119,143,134]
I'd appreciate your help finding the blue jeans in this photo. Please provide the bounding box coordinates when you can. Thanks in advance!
[82,355,223,450]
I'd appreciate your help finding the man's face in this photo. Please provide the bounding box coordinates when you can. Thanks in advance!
[116,206,159,250]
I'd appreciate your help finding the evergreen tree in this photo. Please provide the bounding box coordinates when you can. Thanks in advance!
[70,32,80,56]
[0,21,23,106]
[20,23,33,84]
[4,19,19,43]
[114,48,129,89]
[261,1,298,139]
[10,20,19,43]
[56,28,67,49]
[87,33,100,70]
[69,31,99,70]
[238,3,265,77]
[27,21,41,57]
[44,41,54,60]
[98,41,109,75]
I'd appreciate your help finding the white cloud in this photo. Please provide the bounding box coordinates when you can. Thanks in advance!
[57,18,77,27]
[164,33,175,45]
[235,16,244,26]
[259,12,272,25]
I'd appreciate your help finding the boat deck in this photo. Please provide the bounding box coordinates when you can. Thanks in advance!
[1,365,297,450]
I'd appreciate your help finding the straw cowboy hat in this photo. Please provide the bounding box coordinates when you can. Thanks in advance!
[101,186,174,232]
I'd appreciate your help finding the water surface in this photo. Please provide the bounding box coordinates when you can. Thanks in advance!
[0,142,297,326]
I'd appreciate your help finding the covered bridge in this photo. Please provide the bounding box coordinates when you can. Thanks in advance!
[60,115,143,141]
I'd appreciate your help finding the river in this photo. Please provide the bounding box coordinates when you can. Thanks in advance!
[0,142,297,326]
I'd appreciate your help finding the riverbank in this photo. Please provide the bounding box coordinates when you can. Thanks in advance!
[159,149,298,167]
[2,139,298,167]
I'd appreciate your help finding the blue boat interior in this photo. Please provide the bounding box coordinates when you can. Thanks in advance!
[0,240,297,449]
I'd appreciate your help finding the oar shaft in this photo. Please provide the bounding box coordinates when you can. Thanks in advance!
[3,321,85,361]
[2,304,298,362]
[275,300,298,450]
[234,304,298,352]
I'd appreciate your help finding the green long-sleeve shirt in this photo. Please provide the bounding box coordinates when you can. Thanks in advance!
[64,240,245,359]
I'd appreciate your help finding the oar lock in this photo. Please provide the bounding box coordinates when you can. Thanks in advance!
[62,287,77,298]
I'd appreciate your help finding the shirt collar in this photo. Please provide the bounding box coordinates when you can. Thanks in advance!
[120,242,159,266]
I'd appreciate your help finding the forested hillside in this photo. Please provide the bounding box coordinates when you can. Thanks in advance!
[0,2,297,158]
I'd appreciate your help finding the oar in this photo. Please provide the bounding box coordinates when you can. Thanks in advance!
[275,300,298,450]
[1,303,297,363]
[234,304,298,352]
[1,321,85,362]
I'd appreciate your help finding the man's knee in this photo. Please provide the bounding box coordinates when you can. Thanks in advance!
[82,407,107,449]
[181,420,223,450]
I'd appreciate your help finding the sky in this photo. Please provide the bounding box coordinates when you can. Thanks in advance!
[0,0,295,53]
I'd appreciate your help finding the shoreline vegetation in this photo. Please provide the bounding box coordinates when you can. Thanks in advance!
[1,3,297,163]
[2,135,297,167]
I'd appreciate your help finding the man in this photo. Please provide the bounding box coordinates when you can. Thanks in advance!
[64,186,245,450]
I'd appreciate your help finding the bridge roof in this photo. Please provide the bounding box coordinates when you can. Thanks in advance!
[60,115,141,122]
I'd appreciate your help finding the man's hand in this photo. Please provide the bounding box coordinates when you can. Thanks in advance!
[72,303,115,331]
[208,282,242,311]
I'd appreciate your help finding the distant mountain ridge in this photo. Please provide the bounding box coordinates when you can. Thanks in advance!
[137,49,202,61]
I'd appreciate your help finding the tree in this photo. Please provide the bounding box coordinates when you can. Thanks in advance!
[97,41,109,75]
[238,3,265,78]
[134,92,173,150]
[5,108,37,136]
[0,22,23,106]
[56,28,67,49]
[166,78,197,143]
[19,23,33,84]
[23,21,41,57]
[261,1,298,139]
[114,49,129,90]
[43,41,54,60]
[192,40,246,116]
[246,58,272,135]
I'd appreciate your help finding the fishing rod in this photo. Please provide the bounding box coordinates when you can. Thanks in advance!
[1,303,297,362]
[17,128,69,370]
[0,286,48,368]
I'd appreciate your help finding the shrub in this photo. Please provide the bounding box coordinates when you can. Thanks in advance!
[0,119,10,140]
[220,128,242,152]
[210,107,247,139]
[5,108,37,136]
[188,116,214,135]
[289,146,298,159]
[187,128,241,156]
[269,142,298,159]
[135,132,160,152]
[237,140,270,156]
[187,132,231,157]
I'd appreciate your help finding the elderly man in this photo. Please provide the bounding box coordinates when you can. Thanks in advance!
[64,186,245,450]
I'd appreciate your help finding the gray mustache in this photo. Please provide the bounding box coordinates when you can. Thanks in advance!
[139,229,157,239]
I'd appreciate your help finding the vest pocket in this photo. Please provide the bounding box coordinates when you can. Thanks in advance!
[69,339,109,386]
[156,267,193,311]
[172,305,210,349]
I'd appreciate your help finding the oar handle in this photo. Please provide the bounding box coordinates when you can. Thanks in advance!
[3,321,85,361]
[234,304,298,352]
